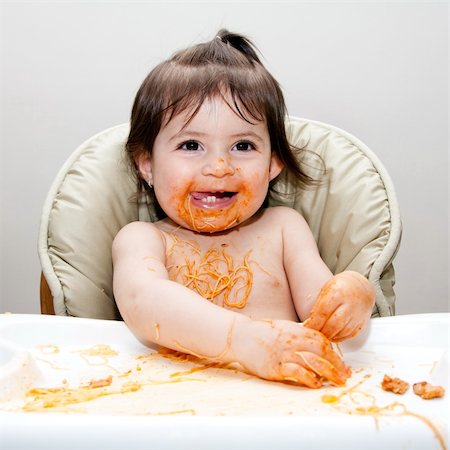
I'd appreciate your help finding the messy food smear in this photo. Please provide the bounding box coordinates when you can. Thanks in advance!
[73,344,120,373]
[22,377,138,412]
[166,234,255,309]
[8,341,446,450]
[164,234,366,389]
[173,181,253,234]
[21,347,211,413]
[20,346,239,414]
[322,375,447,450]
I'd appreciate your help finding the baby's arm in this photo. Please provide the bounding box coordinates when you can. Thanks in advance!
[281,207,375,342]
[112,221,349,388]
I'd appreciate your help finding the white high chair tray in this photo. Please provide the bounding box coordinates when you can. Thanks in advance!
[0,313,447,450]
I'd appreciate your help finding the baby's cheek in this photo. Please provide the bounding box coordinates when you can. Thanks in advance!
[170,184,195,222]
[154,177,192,222]
[239,172,268,204]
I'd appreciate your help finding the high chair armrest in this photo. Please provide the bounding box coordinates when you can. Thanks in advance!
[40,272,55,315]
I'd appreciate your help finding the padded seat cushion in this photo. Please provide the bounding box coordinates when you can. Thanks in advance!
[38,118,401,319]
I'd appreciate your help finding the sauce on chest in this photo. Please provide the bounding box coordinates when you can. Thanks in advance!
[162,228,298,321]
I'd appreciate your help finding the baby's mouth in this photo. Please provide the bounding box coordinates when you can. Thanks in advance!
[190,191,237,209]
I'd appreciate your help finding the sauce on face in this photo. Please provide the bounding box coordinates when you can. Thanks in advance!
[170,180,255,233]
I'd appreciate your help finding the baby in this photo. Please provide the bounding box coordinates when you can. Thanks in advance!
[112,29,375,388]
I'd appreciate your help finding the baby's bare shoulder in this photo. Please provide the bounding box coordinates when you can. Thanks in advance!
[114,221,159,240]
[260,207,313,243]
[261,206,307,225]
[113,221,165,255]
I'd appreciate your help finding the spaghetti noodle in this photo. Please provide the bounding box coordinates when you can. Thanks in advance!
[166,235,254,309]
[321,376,446,450]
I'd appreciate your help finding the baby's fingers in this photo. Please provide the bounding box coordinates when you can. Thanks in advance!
[303,294,341,333]
[295,351,349,386]
[316,306,350,341]
[331,322,364,342]
[278,362,322,389]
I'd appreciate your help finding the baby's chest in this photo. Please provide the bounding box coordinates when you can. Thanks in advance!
[165,235,296,320]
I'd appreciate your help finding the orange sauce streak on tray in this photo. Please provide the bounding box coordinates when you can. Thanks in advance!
[21,345,219,412]
[22,379,140,411]
[321,376,446,450]
[152,409,196,416]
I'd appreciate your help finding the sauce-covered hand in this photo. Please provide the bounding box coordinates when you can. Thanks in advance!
[233,319,351,388]
[303,271,375,342]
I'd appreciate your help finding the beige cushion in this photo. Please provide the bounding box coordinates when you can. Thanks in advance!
[38,118,402,319]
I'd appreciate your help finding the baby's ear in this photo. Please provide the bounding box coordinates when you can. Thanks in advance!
[269,154,284,181]
[136,153,153,185]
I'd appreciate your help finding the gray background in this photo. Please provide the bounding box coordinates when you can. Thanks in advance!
[0,1,448,315]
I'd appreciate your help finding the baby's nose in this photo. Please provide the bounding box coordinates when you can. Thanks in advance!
[201,157,235,178]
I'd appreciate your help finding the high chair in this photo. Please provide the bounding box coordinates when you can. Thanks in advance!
[38,117,402,318]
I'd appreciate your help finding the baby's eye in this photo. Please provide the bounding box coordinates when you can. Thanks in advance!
[233,141,255,152]
[179,140,200,151]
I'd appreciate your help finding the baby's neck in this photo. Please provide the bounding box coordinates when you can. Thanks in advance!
[156,210,265,240]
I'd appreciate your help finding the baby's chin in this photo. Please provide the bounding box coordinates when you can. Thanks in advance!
[169,215,240,234]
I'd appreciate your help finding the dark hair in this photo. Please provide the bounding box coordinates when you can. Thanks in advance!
[126,29,316,194]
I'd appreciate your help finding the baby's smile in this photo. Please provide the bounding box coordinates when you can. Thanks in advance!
[190,191,238,209]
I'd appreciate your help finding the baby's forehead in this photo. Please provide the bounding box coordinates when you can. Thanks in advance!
[162,95,267,134]
[164,115,267,144]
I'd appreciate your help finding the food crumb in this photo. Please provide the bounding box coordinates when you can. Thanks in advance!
[85,376,113,389]
[381,375,409,394]
[413,382,445,400]
[321,395,339,404]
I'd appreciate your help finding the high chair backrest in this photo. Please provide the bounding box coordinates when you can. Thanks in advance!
[38,118,402,319]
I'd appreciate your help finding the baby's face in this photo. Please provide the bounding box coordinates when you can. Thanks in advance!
[142,95,282,233]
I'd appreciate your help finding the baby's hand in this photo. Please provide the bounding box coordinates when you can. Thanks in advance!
[234,319,350,388]
[303,271,375,342]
